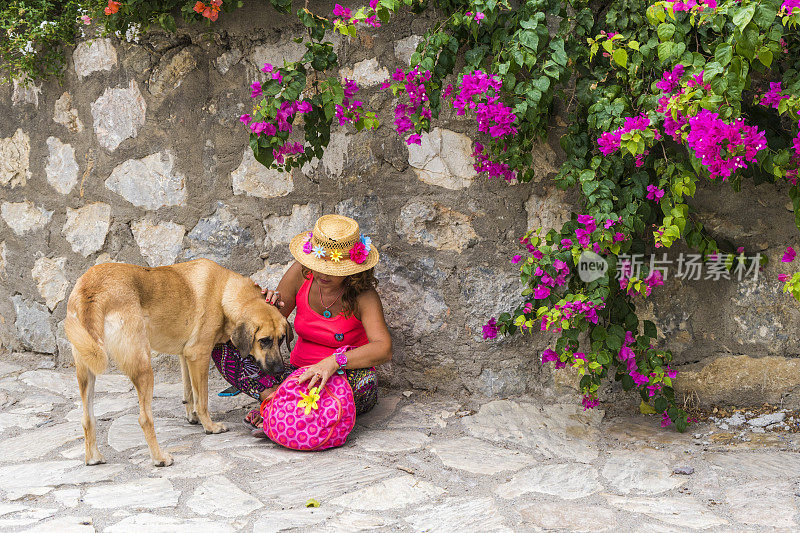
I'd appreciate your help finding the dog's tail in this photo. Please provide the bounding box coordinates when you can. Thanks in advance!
[65,303,108,375]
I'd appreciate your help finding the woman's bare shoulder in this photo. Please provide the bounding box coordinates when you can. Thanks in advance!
[280,262,306,291]
[356,287,384,309]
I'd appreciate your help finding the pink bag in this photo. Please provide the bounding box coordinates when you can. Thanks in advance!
[260,366,356,450]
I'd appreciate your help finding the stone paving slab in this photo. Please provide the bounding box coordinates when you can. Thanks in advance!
[0,359,798,532]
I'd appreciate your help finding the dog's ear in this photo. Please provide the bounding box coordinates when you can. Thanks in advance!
[285,320,294,353]
[231,322,254,357]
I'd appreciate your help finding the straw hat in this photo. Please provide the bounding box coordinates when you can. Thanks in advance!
[289,214,379,276]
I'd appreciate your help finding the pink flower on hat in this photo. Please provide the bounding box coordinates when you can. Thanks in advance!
[302,240,313,254]
[349,241,367,264]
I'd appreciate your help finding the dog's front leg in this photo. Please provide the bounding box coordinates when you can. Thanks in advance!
[184,348,228,434]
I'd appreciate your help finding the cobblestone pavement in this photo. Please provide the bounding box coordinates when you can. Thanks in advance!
[1,355,799,532]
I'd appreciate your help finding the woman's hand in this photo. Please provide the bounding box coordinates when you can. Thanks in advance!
[297,357,339,392]
[262,288,285,309]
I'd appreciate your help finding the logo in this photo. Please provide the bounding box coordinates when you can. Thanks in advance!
[578,250,608,282]
[334,333,344,341]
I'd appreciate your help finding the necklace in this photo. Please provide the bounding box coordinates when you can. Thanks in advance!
[318,282,344,318]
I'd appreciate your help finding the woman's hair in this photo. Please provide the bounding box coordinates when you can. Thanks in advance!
[302,266,378,317]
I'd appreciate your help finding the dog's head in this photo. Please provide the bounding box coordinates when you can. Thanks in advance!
[230,303,293,375]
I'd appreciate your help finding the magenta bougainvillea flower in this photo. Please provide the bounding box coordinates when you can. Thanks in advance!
[685,110,766,180]
[581,395,599,410]
[655,64,685,93]
[759,82,790,109]
[482,318,498,339]
[782,0,800,14]
[646,185,665,201]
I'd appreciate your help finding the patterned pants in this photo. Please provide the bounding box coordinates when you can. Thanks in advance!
[210,342,378,415]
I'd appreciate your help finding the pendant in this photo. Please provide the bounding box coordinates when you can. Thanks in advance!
[334,333,344,341]
[323,310,332,318]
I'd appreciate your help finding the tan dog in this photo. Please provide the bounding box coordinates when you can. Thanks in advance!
[65,258,292,467]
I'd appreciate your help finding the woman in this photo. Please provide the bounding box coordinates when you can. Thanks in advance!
[211,214,392,429]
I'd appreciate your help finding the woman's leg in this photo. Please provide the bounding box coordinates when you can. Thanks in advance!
[210,342,281,400]
[344,368,378,416]
[247,365,297,432]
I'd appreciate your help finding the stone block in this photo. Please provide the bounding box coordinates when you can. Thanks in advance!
[184,203,252,264]
[396,199,478,252]
[62,202,111,257]
[148,46,199,98]
[1,201,53,236]
[525,188,571,233]
[674,354,800,407]
[0,129,31,188]
[231,148,293,198]
[394,35,422,65]
[73,38,118,79]
[263,204,322,251]
[53,92,84,133]
[407,128,475,190]
[339,58,389,87]
[250,261,291,291]
[105,150,186,210]
[11,295,56,353]
[12,76,41,107]
[91,80,146,151]
[131,218,185,267]
[45,137,79,195]
[32,257,69,310]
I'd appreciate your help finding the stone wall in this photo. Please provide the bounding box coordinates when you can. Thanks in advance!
[1,2,799,405]
[0,4,561,397]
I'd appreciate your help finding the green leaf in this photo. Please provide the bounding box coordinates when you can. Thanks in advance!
[621,374,634,391]
[607,333,623,351]
[640,400,657,414]
[753,4,778,26]
[582,180,599,196]
[657,22,675,42]
[591,326,608,341]
[465,46,488,68]
[157,14,177,33]
[732,4,756,30]
[534,76,550,92]
[654,397,668,412]
[643,320,657,338]
[613,48,628,68]
[657,41,675,62]
[758,50,773,68]
[703,61,724,80]
[519,30,539,52]
[715,42,733,66]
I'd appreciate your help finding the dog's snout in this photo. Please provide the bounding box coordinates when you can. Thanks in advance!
[255,357,285,376]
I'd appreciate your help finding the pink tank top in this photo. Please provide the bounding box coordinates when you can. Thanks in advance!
[289,274,369,367]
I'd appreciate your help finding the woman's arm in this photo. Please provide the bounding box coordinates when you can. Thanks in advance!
[344,289,392,367]
[263,261,304,318]
[298,289,392,390]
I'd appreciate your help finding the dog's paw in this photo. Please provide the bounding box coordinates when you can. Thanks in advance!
[85,454,106,466]
[204,422,228,434]
[153,453,174,467]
